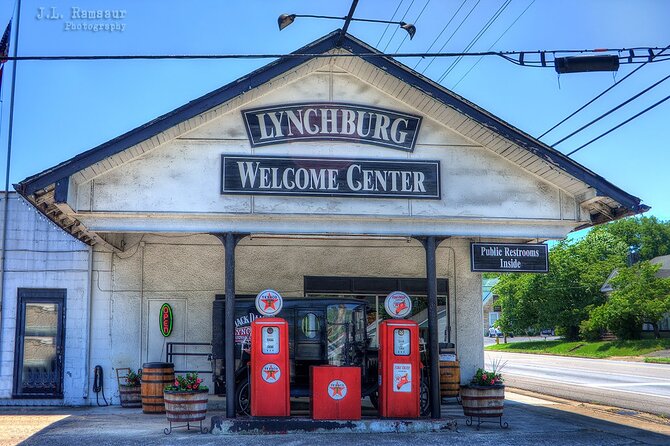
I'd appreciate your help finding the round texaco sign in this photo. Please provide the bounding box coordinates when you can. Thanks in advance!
[384,291,412,318]
[261,363,281,384]
[255,289,283,316]
[328,379,347,400]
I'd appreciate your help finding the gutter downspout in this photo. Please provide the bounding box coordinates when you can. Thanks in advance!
[0,0,22,377]
[83,245,93,400]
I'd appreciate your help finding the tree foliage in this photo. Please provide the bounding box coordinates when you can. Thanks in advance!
[493,216,670,341]
[596,216,670,262]
[585,262,670,339]
[494,231,627,340]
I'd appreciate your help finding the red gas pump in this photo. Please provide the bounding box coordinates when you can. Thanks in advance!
[250,290,290,417]
[378,291,420,418]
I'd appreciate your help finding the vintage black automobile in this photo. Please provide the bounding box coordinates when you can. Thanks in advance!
[212,296,430,415]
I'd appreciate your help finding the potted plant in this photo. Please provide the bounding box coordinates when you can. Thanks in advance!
[460,363,508,429]
[162,372,209,434]
[118,369,142,408]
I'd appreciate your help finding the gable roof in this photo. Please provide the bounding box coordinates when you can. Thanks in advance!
[14,30,648,245]
[601,254,670,293]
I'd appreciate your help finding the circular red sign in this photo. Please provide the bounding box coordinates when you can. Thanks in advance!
[328,379,347,400]
[261,363,281,383]
[384,291,412,318]
[255,289,283,316]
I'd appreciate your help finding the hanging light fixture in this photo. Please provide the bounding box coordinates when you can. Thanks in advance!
[277,13,416,40]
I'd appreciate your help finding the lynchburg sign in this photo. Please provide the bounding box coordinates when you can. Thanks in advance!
[471,243,549,273]
[242,103,422,151]
[221,155,440,199]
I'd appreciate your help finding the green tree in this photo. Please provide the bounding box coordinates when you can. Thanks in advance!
[494,272,541,336]
[494,231,627,340]
[597,216,670,262]
[587,262,670,339]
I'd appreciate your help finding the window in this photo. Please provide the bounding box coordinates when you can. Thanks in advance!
[300,313,320,339]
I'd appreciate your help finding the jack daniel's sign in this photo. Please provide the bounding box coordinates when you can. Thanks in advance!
[242,103,422,151]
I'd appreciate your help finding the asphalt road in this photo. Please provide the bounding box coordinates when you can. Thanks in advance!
[485,350,670,417]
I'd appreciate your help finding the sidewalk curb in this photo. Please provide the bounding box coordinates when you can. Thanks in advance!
[210,416,458,435]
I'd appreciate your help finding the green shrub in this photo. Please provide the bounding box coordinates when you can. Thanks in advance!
[579,318,602,342]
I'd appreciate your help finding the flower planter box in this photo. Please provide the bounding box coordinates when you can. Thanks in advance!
[163,390,209,434]
[163,390,209,423]
[460,384,504,417]
[460,384,508,429]
[119,384,141,408]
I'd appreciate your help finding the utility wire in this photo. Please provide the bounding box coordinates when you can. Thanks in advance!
[566,94,670,156]
[2,49,668,63]
[437,0,512,83]
[539,42,670,139]
[376,0,404,48]
[421,0,482,74]
[382,0,416,52]
[552,72,670,146]
[452,0,536,89]
[413,0,468,70]
[395,0,431,52]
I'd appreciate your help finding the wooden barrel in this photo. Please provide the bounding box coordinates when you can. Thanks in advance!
[141,362,174,414]
[164,391,208,422]
[119,385,142,408]
[460,385,505,417]
[439,360,460,397]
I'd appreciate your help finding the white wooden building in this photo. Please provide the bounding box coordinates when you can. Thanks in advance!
[3,31,646,414]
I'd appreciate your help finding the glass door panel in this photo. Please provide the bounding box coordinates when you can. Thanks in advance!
[14,291,65,398]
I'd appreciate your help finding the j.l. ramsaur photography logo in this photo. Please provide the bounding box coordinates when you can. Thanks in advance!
[35,5,127,32]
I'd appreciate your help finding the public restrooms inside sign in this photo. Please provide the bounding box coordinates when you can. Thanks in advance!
[471,243,549,273]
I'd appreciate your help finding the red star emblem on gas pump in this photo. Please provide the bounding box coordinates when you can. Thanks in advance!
[265,367,278,380]
[330,383,344,396]
[261,294,277,311]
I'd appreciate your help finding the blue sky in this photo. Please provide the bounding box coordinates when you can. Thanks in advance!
[1,0,668,222]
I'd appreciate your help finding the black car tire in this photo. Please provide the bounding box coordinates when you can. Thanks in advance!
[235,375,250,416]
[420,379,430,416]
[369,390,379,410]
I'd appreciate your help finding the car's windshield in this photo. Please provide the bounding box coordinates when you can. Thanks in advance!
[326,303,365,365]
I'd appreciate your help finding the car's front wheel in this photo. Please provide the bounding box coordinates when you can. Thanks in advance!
[368,390,379,410]
[420,378,430,416]
[235,376,250,416]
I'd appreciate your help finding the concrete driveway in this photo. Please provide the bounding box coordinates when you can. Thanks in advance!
[1,390,668,446]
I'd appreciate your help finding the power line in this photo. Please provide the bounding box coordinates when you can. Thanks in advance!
[421,0,482,74]
[413,0,468,70]
[538,42,670,139]
[566,94,670,156]
[382,0,416,52]
[452,0,536,89]
[437,0,512,83]
[376,0,404,48]
[395,0,432,52]
[2,48,668,63]
[552,72,670,146]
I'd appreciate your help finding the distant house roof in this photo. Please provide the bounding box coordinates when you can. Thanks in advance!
[483,277,499,303]
[601,254,670,293]
[650,255,670,278]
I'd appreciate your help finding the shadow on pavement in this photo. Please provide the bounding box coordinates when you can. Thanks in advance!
[5,396,669,446]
